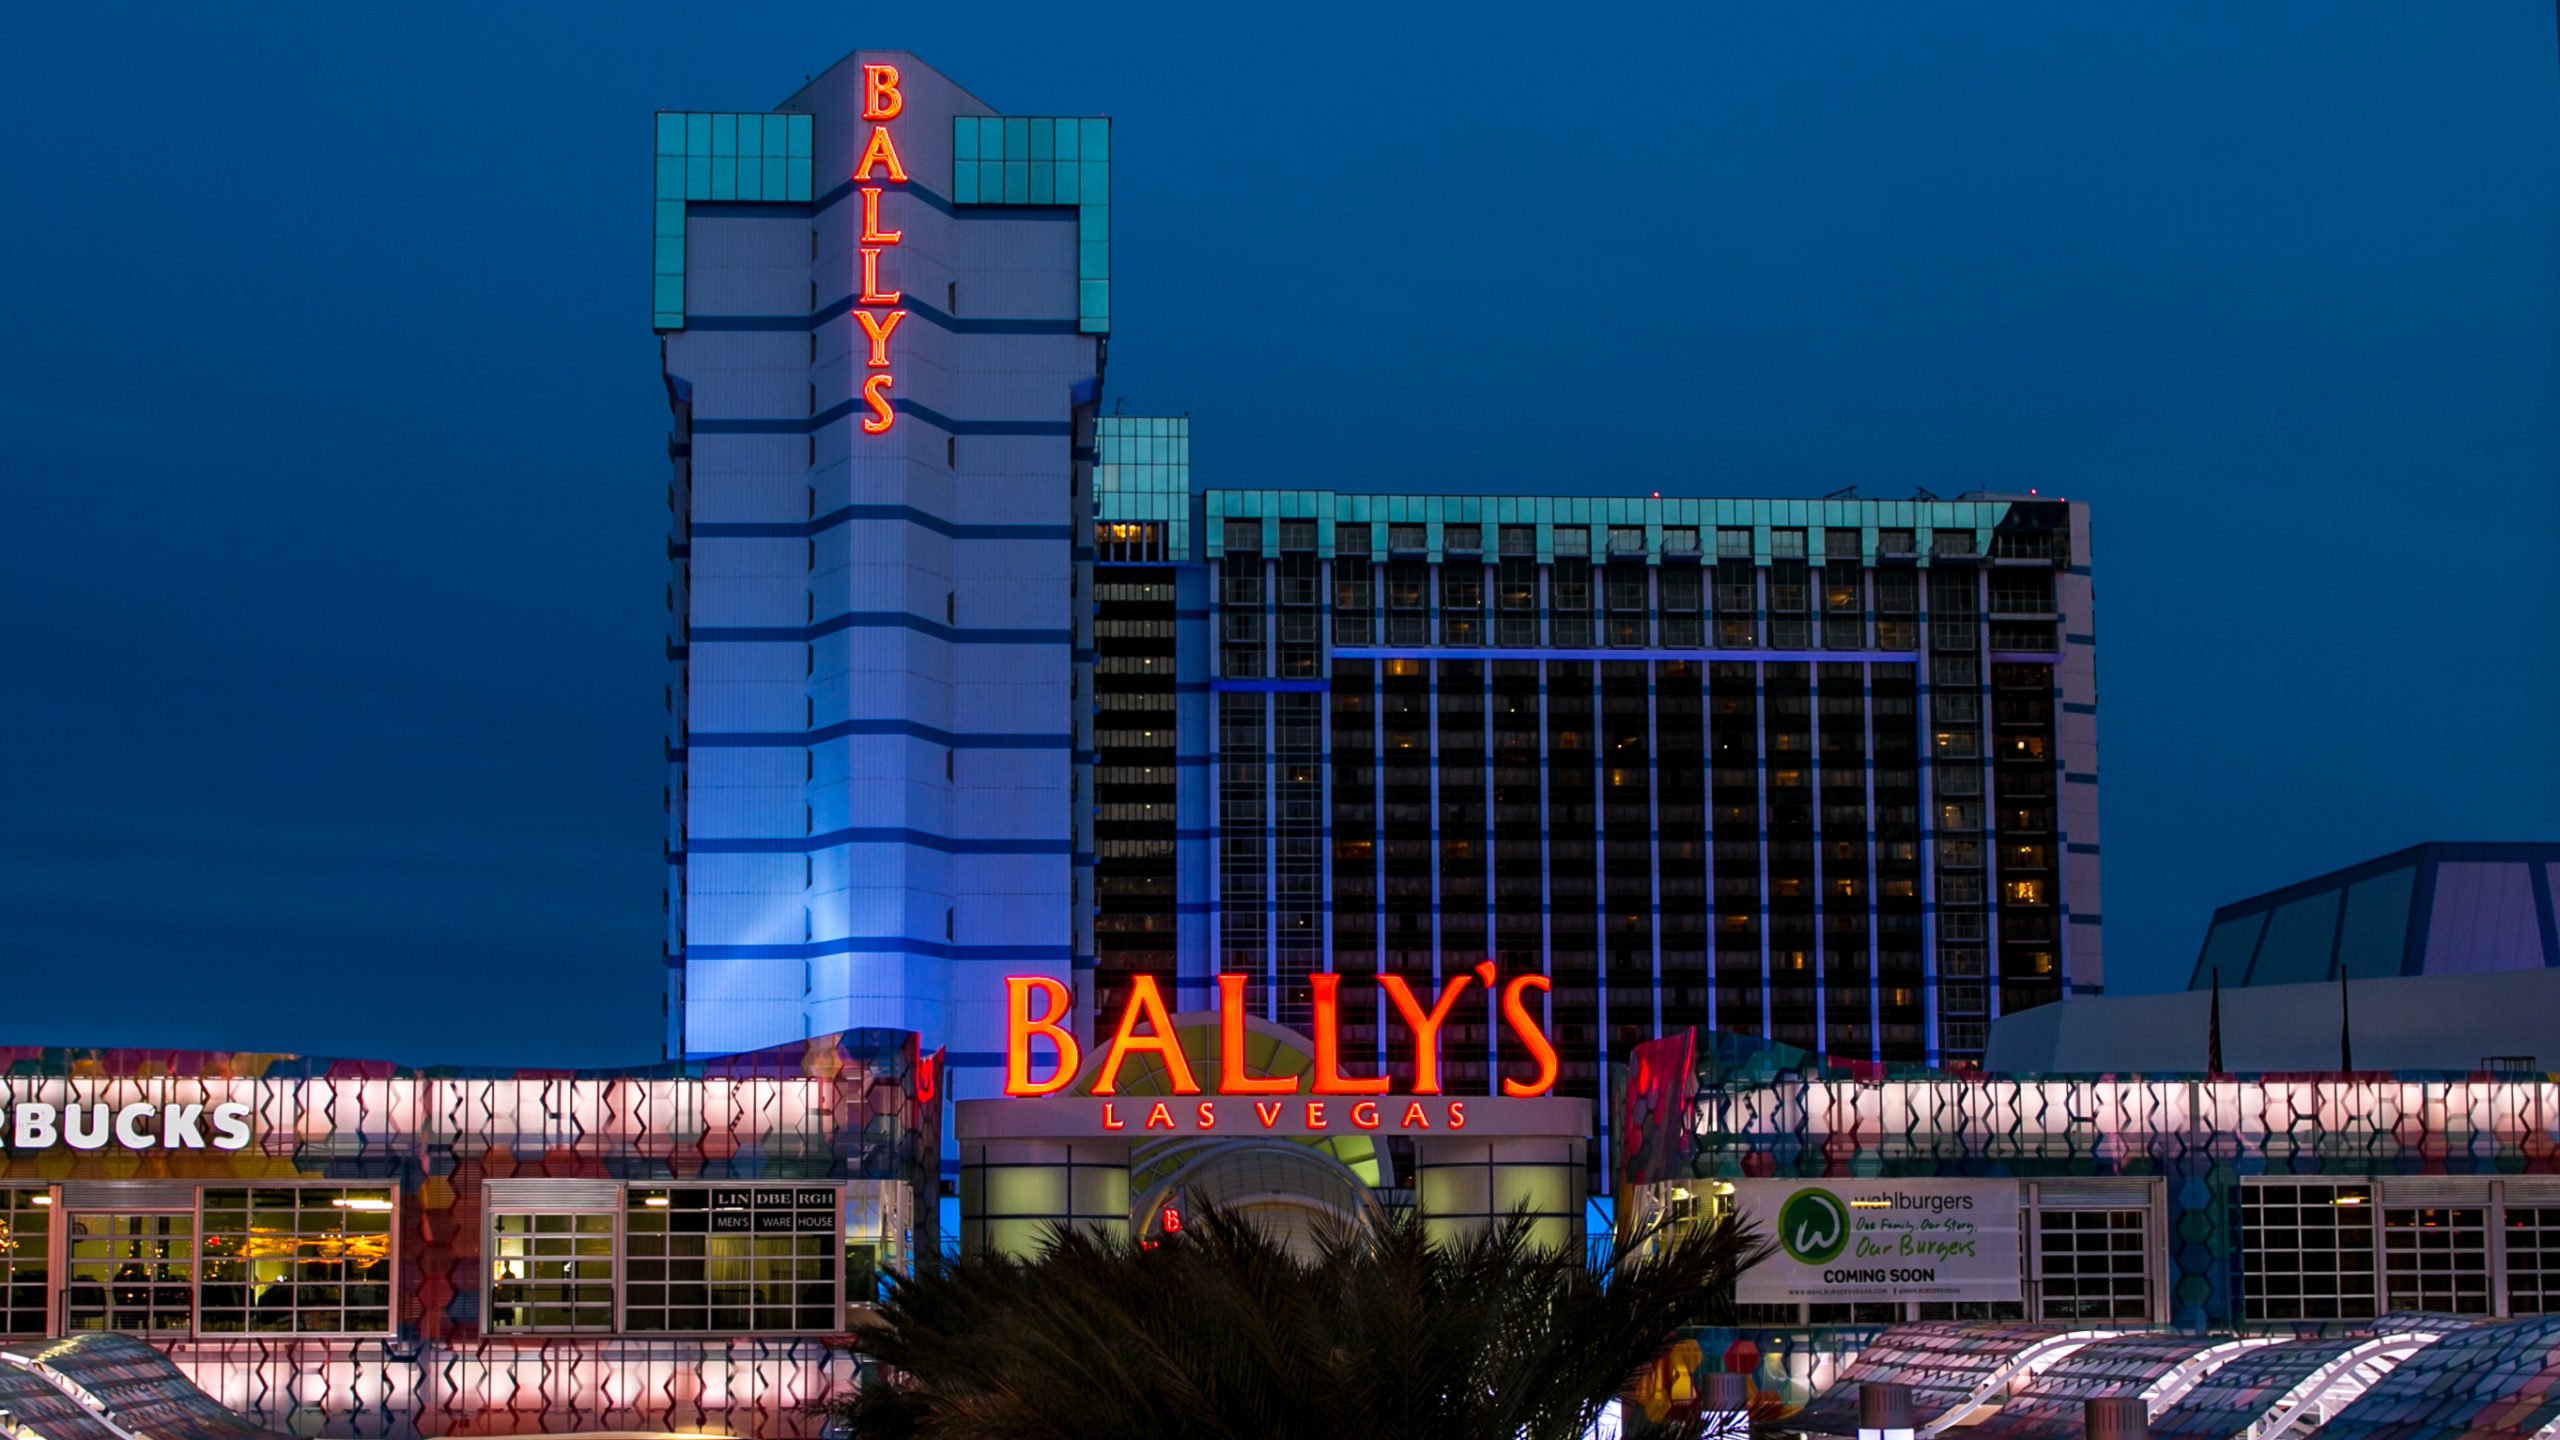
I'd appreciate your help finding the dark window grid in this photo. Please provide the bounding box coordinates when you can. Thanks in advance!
[2509,1209,2560,1314]
[625,1186,841,1333]
[2037,1209,2149,1321]
[2239,1184,2379,1320]
[2383,1208,2491,1314]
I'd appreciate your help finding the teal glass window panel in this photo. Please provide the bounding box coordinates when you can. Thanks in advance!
[1029,162,1053,204]
[1080,278,1108,315]
[2195,913,2265,989]
[710,156,735,200]
[656,156,685,198]
[1030,118,1054,161]
[1079,240,1109,280]
[789,114,812,158]
[735,155,762,201]
[1081,160,1108,202]
[711,113,737,156]
[786,164,809,202]
[1080,205,1108,244]
[686,113,712,153]
[685,155,710,200]
[2250,891,2342,987]
[2338,868,2416,980]
[1004,116,1029,161]
[654,236,685,272]
[656,113,686,155]
[765,113,792,156]
[1081,118,1108,161]
[953,117,978,161]
[976,116,1002,157]
[1004,160,1028,203]
[953,160,979,204]
[1055,121,1078,162]
[654,275,684,313]
[763,156,786,199]
[1054,163,1079,204]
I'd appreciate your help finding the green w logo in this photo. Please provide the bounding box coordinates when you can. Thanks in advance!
[1778,1187,1850,1264]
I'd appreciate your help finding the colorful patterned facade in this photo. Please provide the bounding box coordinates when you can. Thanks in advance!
[1648,1032,2560,1331]
[0,1033,935,1438]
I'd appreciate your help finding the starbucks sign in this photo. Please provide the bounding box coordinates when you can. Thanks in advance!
[1734,1177,2019,1304]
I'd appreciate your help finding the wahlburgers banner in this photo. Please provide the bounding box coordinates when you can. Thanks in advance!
[1731,1177,2020,1304]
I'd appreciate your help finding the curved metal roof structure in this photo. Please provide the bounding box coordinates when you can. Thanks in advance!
[0,1334,291,1440]
[2148,1332,2444,1440]
[2316,1314,2560,1440]
[1952,1335,2279,1440]
[1789,1323,2124,1438]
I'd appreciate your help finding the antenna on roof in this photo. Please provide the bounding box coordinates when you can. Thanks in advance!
[1824,486,1859,500]
[1912,486,1941,502]
[2208,968,2224,1075]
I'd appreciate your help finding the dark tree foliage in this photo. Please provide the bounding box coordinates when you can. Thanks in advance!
[820,1205,1771,1440]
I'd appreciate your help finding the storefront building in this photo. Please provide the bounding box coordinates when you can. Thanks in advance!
[0,1035,935,1438]
[1629,1032,2560,1331]
[1614,1030,2560,1424]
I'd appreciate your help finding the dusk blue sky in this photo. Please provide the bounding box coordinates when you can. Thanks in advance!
[4,4,2553,1065]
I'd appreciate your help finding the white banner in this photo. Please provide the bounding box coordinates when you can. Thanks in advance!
[1732,1177,2020,1303]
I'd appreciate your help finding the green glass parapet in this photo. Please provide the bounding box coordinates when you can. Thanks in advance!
[1094,416,1189,559]
[952,116,1110,335]
[1197,492,2020,563]
[652,112,815,331]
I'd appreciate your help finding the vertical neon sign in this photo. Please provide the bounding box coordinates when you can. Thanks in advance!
[854,65,906,435]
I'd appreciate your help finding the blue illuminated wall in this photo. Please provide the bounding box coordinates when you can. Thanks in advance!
[659,49,1108,1108]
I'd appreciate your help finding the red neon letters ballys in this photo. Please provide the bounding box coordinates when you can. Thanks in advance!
[1001,972,1560,1098]
[854,64,906,434]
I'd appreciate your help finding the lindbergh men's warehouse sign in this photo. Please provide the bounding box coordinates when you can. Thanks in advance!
[1732,1177,2021,1304]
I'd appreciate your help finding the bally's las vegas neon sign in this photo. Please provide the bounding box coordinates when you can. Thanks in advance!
[853,64,907,435]
[1002,969,1561,1132]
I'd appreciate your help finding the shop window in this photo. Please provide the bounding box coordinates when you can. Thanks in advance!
[2037,1209,2147,1319]
[489,1213,616,1333]
[2383,1207,2489,1314]
[1914,1300,2027,1321]
[2506,1209,2560,1314]
[2240,1182,2376,1320]
[0,1190,48,1334]
[625,1186,840,1333]
[66,1213,192,1333]
[200,1186,394,1335]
